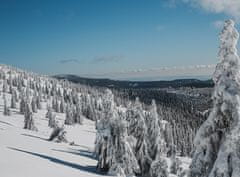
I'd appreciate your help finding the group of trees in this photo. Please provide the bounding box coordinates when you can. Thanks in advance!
[94,90,184,177]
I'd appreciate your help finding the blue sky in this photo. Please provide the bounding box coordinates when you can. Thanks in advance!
[0,0,238,80]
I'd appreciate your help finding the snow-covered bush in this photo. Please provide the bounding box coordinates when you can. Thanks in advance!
[49,126,67,143]
[149,157,169,177]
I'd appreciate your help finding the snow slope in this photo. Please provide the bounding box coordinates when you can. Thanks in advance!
[0,101,108,177]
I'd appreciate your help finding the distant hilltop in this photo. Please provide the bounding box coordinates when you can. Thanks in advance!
[54,74,214,89]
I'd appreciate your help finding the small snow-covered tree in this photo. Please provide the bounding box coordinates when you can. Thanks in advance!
[64,103,74,125]
[149,157,169,177]
[48,109,57,128]
[60,97,65,113]
[31,96,37,113]
[24,102,37,131]
[20,95,26,114]
[36,95,42,110]
[75,101,84,124]
[189,20,240,177]
[49,126,67,143]
[11,93,17,109]
[3,98,11,116]
[170,155,182,175]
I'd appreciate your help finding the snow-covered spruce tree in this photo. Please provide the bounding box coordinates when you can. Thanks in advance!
[24,102,37,131]
[20,95,26,114]
[60,97,65,113]
[36,94,42,110]
[46,105,52,118]
[64,102,74,125]
[127,97,152,176]
[11,93,17,109]
[149,157,169,177]
[108,118,140,177]
[3,98,11,116]
[189,20,240,177]
[95,89,116,172]
[31,96,37,113]
[75,100,84,124]
[48,110,57,128]
[146,100,166,160]
[170,155,182,175]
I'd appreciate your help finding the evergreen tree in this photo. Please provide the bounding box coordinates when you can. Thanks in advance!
[189,20,240,177]
[31,96,37,113]
[11,93,17,109]
[3,97,11,116]
[24,102,37,131]
[108,118,140,177]
[146,100,166,160]
[64,103,74,125]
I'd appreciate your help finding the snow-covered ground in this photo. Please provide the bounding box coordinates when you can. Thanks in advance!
[0,102,107,177]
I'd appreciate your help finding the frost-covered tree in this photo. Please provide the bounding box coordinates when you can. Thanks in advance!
[11,93,17,109]
[127,97,152,176]
[95,89,116,171]
[36,95,42,110]
[20,95,26,114]
[31,96,37,113]
[24,102,37,131]
[170,155,182,175]
[108,118,140,177]
[189,20,240,177]
[149,157,169,177]
[48,109,57,128]
[75,101,84,124]
[60,97,65,113]
[3,98,11,116]
[146,100,166,160]
[64,103,74,125]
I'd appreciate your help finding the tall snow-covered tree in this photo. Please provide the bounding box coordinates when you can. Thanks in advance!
[64,103,74,125]
[95,89,116,172]
[24,102,37,131]
[31,96,37,113]
[20,95,26,114]
[108,118,140,177]
[146,100,166,160]
[3,97,11,116]
[189,19,240,177]
[11,93,17,109]
[127,97,152,176]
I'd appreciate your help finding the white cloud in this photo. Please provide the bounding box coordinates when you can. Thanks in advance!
[95,64,216,80]
[183,0,240,19]
[92,55,124,63]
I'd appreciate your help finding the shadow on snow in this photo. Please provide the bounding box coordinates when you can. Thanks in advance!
[21,133,48,141]
[8,147,104,175]
[52,148,97,160]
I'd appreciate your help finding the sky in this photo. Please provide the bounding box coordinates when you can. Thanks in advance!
[0,0,239,80]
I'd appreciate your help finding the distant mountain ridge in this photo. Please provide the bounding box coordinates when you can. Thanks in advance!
[54,74,214,89]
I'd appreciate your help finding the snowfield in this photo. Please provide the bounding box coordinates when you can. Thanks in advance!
[0,103,107,177]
